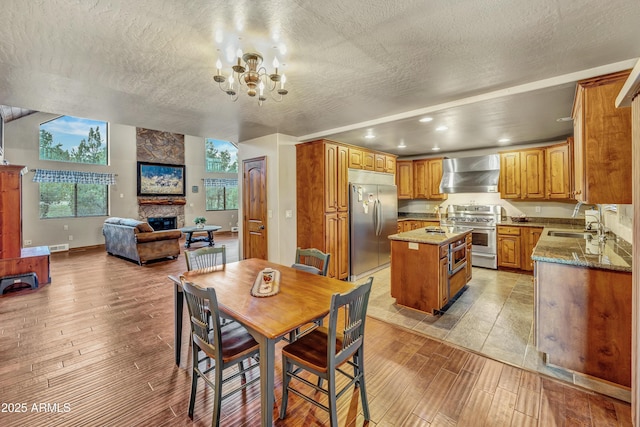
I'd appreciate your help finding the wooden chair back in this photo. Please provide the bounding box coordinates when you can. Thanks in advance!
[180,278,223,360]
[293,247,330,276]
[185,245,226,272]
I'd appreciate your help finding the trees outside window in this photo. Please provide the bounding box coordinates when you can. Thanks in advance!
[40,183,108,218]
[205,139,237,173]
[40,116,108,165]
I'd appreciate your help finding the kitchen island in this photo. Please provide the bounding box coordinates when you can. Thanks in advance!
[389,227,472,315]
[532,228,632,388]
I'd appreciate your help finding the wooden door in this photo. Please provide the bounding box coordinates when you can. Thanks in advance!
[413,160,428,198]
[500,152,521,199]
[427,158,446,200]
[396,161,413,199]
[546,141,572,199]
[242,156,268,260]
[520,149,545,199]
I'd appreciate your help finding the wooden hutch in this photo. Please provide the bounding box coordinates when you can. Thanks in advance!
[0,165,50,288]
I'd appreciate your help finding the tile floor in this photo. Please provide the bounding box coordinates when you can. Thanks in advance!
[359,265,631,402]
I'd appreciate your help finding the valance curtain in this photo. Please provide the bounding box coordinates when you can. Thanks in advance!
[203,178,238,187]
[33,169,116,185]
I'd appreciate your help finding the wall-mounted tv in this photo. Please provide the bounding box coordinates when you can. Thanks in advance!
[137,161,186,196]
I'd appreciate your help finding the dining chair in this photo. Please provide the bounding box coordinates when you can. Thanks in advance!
[185,245,226,272]
[291,247,330,276]
[288,247,331,341]
[279,277,373,426]
[180,277,260,426]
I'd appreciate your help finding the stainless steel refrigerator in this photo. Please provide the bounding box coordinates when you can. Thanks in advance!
[349,183,398,281]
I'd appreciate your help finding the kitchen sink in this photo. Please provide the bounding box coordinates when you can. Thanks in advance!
[547,230,596,239]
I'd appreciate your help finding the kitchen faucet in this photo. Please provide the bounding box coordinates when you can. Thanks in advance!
[583,204,617,242]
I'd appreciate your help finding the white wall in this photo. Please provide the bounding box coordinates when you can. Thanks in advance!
[237,133,297,265]
[4,112,238,249]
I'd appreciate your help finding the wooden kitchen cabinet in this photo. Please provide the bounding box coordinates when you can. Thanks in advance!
[374,153,385,172]
[535,261,631,387]
[297,140,349,279]
[348,147,363,169]
[545,139,572,200]
[297,139,395,279]
[413,158,447,200]
[439,255,449,307]
[363,150,375,171]
[396,161,413,199]
[384,155,396,174]
[497,226,521,269]
[499,149,544,199]
[572,70,632,204]
[324,212,349,280]
[465,233,473,281]
[521,227,543,272]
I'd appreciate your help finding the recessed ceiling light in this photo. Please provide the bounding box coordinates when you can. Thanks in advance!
[556,116,573,122]
[432,146,441,151]
[398,139,406,148]
[419,117,433,123]
[435,126,448,132]
[498,138,511,143]
[364,134,375,139]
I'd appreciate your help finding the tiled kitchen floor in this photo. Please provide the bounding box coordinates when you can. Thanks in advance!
[359,266,631,402]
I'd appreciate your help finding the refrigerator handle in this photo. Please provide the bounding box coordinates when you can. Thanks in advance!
[378,199,383,235]
[372,199,378,236]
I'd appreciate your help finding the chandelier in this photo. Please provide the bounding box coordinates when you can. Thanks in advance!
[213,50,288,106]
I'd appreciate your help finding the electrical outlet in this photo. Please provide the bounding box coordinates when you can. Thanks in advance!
[24,239,32,246]
[68,235,73,241]
[535,206,541,213]
[63,224,68,230]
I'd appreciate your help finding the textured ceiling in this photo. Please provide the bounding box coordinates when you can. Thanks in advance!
[0,0,639,156]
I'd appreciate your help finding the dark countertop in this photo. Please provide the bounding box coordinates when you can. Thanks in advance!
[532,227,632,273]
[389,226,472,245]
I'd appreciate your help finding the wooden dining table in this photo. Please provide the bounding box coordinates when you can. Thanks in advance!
[178,258,356,427]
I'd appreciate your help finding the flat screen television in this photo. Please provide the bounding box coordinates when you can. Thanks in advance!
[137,161,186,196]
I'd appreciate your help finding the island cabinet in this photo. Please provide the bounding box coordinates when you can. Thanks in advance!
[390,229,470,315]
[535,261,631,387]
[572,70,632,204]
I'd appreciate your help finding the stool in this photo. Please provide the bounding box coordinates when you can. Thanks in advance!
[0,273,38,294]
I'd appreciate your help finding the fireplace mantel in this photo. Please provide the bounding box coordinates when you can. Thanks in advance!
[138,198,186,205]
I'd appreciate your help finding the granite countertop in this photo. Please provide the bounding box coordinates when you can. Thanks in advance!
[532,227,632,273]
[389,226,472,245]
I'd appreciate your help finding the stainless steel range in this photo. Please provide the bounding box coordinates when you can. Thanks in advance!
[441,204,505,269]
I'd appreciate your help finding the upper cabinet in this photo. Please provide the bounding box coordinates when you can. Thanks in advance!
[348,147,395,173]
[499,141,573,201]
[413,158,447,200]
[396,161,414,199]
[499,148,545,200]
[572,70,632,204]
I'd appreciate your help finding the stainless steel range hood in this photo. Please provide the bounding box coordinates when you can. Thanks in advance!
[439,154,500,193]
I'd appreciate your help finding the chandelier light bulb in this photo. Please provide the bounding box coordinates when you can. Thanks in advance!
[281,74,286,89]
[216,59,222,73]
[236,49,243,58]
[273,57,279,69]
[259,81,265,96]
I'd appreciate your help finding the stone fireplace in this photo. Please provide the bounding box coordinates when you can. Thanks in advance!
[136,127,186,227]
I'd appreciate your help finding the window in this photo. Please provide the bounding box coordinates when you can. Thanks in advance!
[34,170,115,219]
[205,178,238,211]
[205,139,237,172]
[39,115,108,165]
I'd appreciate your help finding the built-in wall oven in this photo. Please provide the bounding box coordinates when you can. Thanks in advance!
[442,204,504,270]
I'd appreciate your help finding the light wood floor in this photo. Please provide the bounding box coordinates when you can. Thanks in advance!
[0,234,631,426]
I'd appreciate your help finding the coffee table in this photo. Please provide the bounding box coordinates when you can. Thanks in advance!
[179,225,221,248]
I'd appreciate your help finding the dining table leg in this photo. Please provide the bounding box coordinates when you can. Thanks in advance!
[253,333,276,426]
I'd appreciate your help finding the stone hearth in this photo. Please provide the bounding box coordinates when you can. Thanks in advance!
[139,205,184,228]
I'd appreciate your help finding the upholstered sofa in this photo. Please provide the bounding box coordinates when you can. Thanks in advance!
[102,217,182,265]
